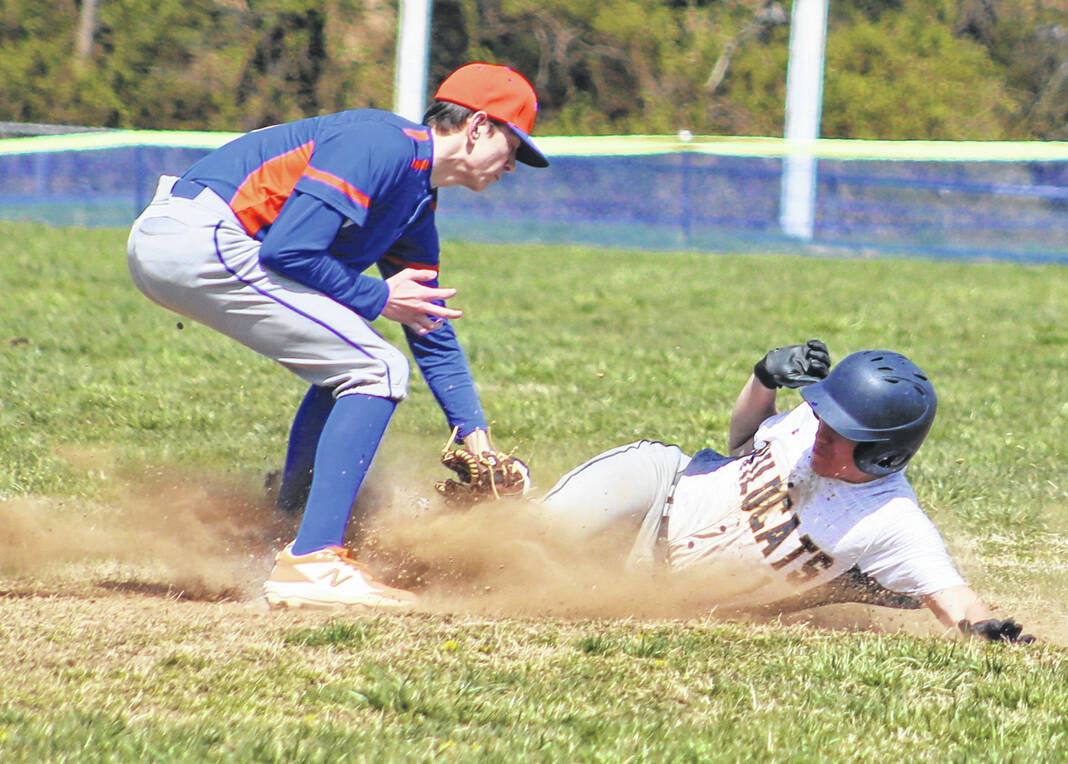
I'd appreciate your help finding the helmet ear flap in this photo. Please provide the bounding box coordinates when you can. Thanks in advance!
[853,442,909,477]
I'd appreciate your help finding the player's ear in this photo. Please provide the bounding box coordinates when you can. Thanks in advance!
[466,111,490,141]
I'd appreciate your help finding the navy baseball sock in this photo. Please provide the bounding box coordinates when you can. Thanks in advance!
[290,393,397,556]
[276,384,335,514]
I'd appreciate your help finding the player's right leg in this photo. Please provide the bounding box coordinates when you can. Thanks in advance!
[274,384,335,514]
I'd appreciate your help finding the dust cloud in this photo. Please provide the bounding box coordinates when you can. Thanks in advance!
[1,452,1061,643]
[0,462,680,619]
[0,454,294,601]
[0,455,730,620]
[365,494,725,620]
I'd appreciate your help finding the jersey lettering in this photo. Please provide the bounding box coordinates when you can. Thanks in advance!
[789,548,835,582]
[737,445,834,579]
[770,534,818,570]
[754,515,800,557]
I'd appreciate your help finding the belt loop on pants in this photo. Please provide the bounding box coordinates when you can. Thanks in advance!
[653,471,685,566]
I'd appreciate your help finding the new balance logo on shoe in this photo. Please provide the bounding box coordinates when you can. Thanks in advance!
[263,543,417,610]
[316,567,354,588]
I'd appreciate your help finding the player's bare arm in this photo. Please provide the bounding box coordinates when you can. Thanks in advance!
[382,268,462,335]
[728,375,778,455]
[924,585,1035,643]
[922,584,994,628]
[462,428,492,454]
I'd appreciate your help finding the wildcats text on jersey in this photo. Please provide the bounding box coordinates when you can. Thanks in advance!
[738,445,834,583]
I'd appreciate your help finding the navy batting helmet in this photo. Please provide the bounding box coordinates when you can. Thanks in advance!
[800,350,937,476]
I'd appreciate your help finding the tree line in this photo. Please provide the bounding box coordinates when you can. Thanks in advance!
[0,0,1064,140]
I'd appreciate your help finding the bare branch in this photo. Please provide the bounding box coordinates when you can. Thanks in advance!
[705,1,787,93]
[75,0,99,65]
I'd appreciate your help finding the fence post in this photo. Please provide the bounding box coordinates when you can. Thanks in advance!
[394,0,433,122]
[780,0,828,241]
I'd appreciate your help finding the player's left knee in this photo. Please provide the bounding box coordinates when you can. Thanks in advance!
[323,351,410,400]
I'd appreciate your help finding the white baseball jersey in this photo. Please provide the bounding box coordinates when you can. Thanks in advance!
[662,404,965,607]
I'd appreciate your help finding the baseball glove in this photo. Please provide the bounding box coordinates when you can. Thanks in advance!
[434,428,531,504]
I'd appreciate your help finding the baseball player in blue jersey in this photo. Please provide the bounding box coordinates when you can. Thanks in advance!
[127,63,548,610]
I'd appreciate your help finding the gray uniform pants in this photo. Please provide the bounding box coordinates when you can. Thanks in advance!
[540,440,690,566]
[126,175,410,400]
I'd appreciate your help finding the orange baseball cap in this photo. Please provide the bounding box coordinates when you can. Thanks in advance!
[434,62,549,168]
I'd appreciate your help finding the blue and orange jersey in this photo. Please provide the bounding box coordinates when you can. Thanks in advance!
[179,109,487,436]
[180,109,439,318]
[181,109,437,267]
[181,109,432,237]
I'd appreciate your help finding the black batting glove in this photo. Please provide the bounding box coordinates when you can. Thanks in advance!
[753,339,831,389]
[958,618,1036,644]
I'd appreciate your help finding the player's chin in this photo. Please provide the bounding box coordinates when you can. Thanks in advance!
[469,175,500,193]
[810,456,837,479]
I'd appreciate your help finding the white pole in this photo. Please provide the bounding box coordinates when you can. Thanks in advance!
[780,0,829,241]
[394,0,434,122]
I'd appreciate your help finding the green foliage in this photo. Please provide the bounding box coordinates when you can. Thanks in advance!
[711,23,793,136]
[822,0,1023,139]
[982,0,1068,139]
[0,1,79,123]
[453,0,793,135]
[0,0,1063,138]
[0,0,397,131]
[93,0,253,128]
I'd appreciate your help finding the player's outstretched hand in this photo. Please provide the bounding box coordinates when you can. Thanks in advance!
[754,339,831,389]
[959,618,1036,644]
[383,268,463,335]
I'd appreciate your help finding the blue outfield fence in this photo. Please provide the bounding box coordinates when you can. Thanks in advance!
[0,129,1065,263]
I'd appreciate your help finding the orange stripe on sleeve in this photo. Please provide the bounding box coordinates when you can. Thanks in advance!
[410,159,430,171]
[303,166,372,209]
[382,253,439,271]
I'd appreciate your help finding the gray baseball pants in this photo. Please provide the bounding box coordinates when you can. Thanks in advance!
[126,175,410,400]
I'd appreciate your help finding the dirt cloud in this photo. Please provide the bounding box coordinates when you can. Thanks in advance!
[1,453,1061,643]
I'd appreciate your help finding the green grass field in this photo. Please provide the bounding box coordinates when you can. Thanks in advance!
[1,220,1066,760]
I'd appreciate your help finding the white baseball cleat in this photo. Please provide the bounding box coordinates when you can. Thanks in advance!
[263,544,417,610]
